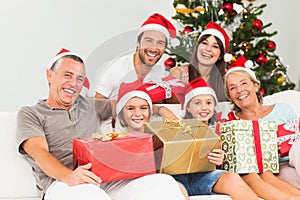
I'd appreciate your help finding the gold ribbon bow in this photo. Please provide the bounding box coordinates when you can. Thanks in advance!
[92,132,128,141]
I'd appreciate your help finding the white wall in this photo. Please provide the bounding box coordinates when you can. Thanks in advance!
[0,0,298,112]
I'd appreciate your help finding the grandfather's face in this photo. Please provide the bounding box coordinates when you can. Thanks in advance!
[46,58,86,110]
[137,30,167,67]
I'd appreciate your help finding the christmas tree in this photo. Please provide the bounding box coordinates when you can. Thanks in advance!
[165,0,295,96]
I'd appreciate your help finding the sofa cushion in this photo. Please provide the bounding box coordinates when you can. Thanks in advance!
[0,112,39,198]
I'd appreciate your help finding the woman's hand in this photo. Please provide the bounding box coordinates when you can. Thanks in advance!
[207,148,225,166]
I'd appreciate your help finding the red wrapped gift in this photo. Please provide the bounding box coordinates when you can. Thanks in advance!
[73,132,156,183]
[140,76,186,104]
[277,118,300,157]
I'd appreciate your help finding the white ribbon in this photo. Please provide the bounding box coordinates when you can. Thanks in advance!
[145,79,185,99]
[278,118,300,144]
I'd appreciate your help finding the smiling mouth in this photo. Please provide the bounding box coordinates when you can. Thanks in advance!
[64,88,75,94]
[202,53,212,58]
[198,112,209,117]
[238,94,248,100]
[146,51,157,58]
[132,119,144,123]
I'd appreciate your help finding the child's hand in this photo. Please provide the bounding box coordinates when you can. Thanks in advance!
[207,149,225,166]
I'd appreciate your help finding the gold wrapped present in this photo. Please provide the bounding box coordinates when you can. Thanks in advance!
[144,119,219,175]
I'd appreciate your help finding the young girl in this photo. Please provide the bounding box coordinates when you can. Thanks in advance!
[172,77,259,199]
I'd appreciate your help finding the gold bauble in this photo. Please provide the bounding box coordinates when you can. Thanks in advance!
[277,76,285,84]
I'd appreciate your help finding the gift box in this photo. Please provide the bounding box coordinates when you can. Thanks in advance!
[140,76,186,104]
[277,117,300,157]
[144,119,219,175]
[73,132,156,183]
[220,120,279,173]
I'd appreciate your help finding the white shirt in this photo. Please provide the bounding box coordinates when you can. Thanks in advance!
[94,52,167,99]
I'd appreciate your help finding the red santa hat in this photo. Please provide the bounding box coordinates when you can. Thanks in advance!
[138,13,179,47]
[225,55,256,81]
[199,22,232,62]
[46,48,90,89]
[116,79,153,116]
[183,78,218,110]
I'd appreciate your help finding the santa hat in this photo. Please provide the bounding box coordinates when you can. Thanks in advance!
[225,55,256,81]
[183,78,218,110]
[47,48,90,89]
[116,79,153,116]
[199,22,232,62]
[138,13,179,47]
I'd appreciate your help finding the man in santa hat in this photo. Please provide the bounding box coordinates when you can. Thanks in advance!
[92,13,179,132]
[16,48,189,200]
[93,13,178,100]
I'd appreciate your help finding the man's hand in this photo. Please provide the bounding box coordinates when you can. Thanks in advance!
[63,163,102,187]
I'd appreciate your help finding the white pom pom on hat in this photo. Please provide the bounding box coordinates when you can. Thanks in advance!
[199,22,232,62]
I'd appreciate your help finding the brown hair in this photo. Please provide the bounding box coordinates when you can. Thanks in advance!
[188,35,227,102]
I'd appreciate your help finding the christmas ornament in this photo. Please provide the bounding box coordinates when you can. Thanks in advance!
[266,40,276,51]
[277,75,285,84]
[164,57,176,70]
[222,2,234,13]
[256,53,267,65]
[182,26,194,35]
[252,19,263,31]
[260,88,265,96]
[175,4,205,14]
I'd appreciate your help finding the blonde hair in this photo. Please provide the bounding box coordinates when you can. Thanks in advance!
[224,70,263,113]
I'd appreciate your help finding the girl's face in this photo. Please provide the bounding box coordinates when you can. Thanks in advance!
[122,97,150,132]
[197,35,221,67]
[186,94,215,125]
[226,72,259,109]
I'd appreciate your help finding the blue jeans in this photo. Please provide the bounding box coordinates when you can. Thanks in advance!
[172,170,226,195]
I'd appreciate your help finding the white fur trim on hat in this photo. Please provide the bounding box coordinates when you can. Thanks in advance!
[226,66,257,81]
[138,24,170,40]
[116,91,153,116]
[184,87,218,109]
[200,29,225,50]
[46,51,82,70]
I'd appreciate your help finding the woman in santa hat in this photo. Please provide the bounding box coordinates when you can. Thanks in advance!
[224,56,300,199]
[170,21,231,102]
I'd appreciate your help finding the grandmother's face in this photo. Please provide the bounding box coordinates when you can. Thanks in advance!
[226,72,259,109]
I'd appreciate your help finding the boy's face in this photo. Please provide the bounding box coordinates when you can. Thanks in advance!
[122,97,150,132]
[186,94,215,125]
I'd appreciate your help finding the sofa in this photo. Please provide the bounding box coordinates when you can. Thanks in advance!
[1,90,299,200]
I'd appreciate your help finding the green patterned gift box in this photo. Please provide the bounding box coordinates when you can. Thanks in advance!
[220,120,279,174]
